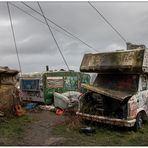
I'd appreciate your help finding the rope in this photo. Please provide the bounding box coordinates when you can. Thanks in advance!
[88,1,127,43]
[9,2,78,40]
[37,2,70,71]
[21,2,97,52]
[7,2,22,76]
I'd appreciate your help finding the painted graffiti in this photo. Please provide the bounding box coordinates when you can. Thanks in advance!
[64,76,78,90]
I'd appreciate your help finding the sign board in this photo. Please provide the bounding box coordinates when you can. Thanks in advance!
[47,77,64,88]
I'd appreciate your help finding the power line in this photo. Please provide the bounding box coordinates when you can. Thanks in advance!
[9,2,76,40]
[37,2,70,71]
[88,1,127,43]
[7,2,22,75]
[21,2,97,52]
[9,2,96,53]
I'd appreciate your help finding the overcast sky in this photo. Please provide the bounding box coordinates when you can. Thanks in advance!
[0,1,148,73]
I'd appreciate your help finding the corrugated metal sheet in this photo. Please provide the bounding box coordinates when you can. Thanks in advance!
[81,84,134,101]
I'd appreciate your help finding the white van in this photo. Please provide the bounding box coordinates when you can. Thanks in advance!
[76,46,148,131]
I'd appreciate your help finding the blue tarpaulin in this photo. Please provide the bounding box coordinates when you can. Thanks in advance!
[25,103,37,110]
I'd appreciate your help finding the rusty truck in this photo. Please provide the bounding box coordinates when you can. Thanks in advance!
[76,44,148,131]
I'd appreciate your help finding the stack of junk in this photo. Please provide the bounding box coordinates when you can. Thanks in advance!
[0,66,20,116]
[19,69,90,112]
[54,91,81,111]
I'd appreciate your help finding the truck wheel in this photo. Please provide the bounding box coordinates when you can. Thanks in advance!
[134,112,143,131]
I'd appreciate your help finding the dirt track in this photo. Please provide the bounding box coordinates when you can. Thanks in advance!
[17,110,67,146]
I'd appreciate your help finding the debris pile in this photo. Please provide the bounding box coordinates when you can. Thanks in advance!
[0,66,20,115]
[54,91,81,110]
[39,105,55,111]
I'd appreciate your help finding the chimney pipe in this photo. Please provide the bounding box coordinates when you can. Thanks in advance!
[46,65,49,71]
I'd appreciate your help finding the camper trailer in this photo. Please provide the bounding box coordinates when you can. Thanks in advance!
[20,70,90,104]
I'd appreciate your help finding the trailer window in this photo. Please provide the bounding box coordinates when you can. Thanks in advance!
[47,77,64,88]
[21,79,40,91]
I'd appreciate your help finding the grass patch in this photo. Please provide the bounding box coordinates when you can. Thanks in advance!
[51,117,148,146]
[0,115,32,145]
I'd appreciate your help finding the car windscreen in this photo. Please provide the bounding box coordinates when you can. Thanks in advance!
[94,74,139,92]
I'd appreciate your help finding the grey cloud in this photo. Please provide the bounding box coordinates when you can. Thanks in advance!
[1,1,148,73]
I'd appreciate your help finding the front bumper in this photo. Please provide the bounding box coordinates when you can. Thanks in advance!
[76,112,136,127]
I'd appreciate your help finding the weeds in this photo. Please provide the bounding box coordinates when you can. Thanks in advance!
[1,111,148,146]
[0,115,32,145]
[52,117,148,146]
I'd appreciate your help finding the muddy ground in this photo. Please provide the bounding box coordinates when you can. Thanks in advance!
[16,110,68,146]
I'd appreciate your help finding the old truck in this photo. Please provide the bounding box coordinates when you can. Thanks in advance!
[76,45,148,131]
[20,70,90,104]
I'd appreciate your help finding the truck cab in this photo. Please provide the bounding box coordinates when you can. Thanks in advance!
[76,47,148,130]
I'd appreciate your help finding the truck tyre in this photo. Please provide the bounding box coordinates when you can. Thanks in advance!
[134,112,143,131]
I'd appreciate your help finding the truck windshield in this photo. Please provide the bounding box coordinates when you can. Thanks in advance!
[94,74,139,92]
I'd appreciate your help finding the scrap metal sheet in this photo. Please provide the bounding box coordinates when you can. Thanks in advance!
[81,84,135,101]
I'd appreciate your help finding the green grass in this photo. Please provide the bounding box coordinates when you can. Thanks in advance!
[51,121,148,146]
[1,113,148,146]
[0,115,32,145]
